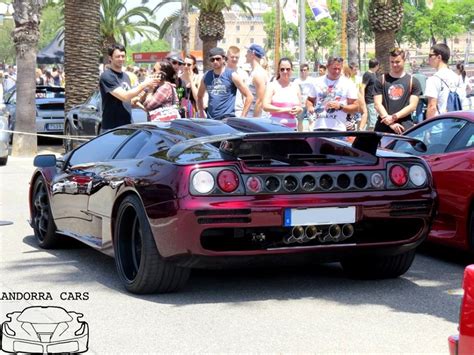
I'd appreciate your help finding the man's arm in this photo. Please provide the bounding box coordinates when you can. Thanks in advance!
[252,73,266,117]
[426,97,438,119]
[196,77,207,118]
[359,83,368,130]
[110,77,158,102]
[374,94,388,118]
[232,72,254,117]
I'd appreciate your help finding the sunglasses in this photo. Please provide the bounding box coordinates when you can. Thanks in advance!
[171,60,184,66]
[210,57,222,62]
[280,68,292,72]
[184,63,193,67]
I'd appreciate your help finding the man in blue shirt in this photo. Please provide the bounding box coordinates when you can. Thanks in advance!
[197,47,253,120]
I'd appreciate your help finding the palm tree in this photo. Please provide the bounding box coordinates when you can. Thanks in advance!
[147,0,252,70]
[347,0,359,65]
[368,0,404,72]
[10,0,46,157]
[100,0,160,62]
[64,0,100,113]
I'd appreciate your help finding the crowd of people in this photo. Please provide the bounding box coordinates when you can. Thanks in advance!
[99,41,472,135]
[2,41,471,136]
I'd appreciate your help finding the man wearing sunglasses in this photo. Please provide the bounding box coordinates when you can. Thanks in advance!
[197,47,253,120]
[166,51,187,116]
[306,56,359,131]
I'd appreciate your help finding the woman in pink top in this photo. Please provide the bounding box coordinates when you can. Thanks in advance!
[263,57,303,130]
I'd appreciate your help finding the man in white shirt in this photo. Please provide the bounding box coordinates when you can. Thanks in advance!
[294,63,317,131]
[306,57,359,131]
[245,44,268,117]
[425,43,464,119]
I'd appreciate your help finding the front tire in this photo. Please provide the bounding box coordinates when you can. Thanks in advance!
[114,195,190,294]
[341,249,416,279]
[31,176,60,248]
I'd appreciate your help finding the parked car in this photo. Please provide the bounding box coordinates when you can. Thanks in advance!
[1,306,88,353]
[0,103,9,165]
[3,86,65,142]
[448,265,474,355]
[386,111,474,251]
[29,119,436,294]
[63,90,147,152]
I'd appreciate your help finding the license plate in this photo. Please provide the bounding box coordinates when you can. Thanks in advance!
[283,207,356,226]
[46,123,63,131]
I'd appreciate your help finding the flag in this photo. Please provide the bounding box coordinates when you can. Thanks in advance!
[283,0,298,26]
[307,0,331,22]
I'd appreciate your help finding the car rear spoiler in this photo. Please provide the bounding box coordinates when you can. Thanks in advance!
[167,131,426,159]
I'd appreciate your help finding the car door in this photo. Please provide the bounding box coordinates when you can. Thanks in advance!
[395,118,472,242]
[77,91,101,136]
[51,129,138,243]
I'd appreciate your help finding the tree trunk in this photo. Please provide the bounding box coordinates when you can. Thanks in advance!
[347,0,359,65]
[201,38,217,71]
[375,30,396,73]
[64,0,100,114]
[11,0,46,157]
[181,0,190,56]
[101,35,116,65]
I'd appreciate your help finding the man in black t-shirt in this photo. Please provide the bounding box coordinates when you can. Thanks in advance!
[99,44,159,132]
[374,48,421,134]
[359,58,379,130]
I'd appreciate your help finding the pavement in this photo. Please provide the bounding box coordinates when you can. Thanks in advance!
[0,152,466,354]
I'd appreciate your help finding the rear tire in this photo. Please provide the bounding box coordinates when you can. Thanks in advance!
[114,195,190,294]
[341,249,416,279]
[31,176,60,248]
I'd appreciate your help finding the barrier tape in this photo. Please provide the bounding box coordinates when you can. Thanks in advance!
[0,128,93,142]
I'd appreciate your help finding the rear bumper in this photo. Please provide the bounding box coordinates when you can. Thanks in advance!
[145,189,436,264]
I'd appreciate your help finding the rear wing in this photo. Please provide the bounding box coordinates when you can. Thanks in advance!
[166,131,426,160]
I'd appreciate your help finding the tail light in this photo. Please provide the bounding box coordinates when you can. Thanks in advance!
[389,165,408,187]
[192,171,215,194]
[217,169,239,193]
[409,165,427,186]
[246,176,262,193]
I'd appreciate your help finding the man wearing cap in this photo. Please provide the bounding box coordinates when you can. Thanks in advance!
[245,44,269,117]
[197,47,253,120]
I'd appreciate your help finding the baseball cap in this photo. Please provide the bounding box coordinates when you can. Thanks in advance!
[246,44,265,58]
[208,47,226,58]
[166,51,184,64]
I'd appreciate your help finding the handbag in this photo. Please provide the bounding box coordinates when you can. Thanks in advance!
[148,83,181,122]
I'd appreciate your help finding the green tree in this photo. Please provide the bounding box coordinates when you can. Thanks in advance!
[304,6,337,62]
[428,0,466,45]
[126,39,170,64]
[395,2,430,47]
[146,0,252,70]
[100,0,161,62]
[262,7,298,56]
[0,19,15,65]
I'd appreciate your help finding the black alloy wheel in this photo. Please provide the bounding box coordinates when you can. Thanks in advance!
[31,177,60,248]
[114,195,190,294]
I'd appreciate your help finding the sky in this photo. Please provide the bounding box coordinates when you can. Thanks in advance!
[127,0,180,24]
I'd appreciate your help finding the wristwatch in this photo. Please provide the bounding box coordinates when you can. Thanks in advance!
[339,103,345,111]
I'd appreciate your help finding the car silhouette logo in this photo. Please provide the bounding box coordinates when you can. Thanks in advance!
[1,306,89,353]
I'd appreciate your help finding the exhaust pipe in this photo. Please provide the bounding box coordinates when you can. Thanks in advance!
[328,224,342,241]
[292,226,305,243]
[305,225,320,240]
[341,224,354,239]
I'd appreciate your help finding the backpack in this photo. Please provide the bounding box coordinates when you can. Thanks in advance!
[435,75,462,112]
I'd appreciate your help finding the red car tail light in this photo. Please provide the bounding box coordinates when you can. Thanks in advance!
[389,165,408,187]
[246,176,262,193]
[217,169,240,193]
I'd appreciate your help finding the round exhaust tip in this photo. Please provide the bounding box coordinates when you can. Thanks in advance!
[328,224,342,240]
[292,226,305,239]
[305,225,318,240]
[342,224,355,238]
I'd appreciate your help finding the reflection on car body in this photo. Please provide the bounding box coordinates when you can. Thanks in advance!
[29,118,436,294]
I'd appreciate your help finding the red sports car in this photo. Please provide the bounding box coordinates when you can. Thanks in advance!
[388,111,474,251]
[29,119,436,294]
[449,264,474,355]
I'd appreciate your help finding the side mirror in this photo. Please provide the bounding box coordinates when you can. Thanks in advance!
[33,154,57,168]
